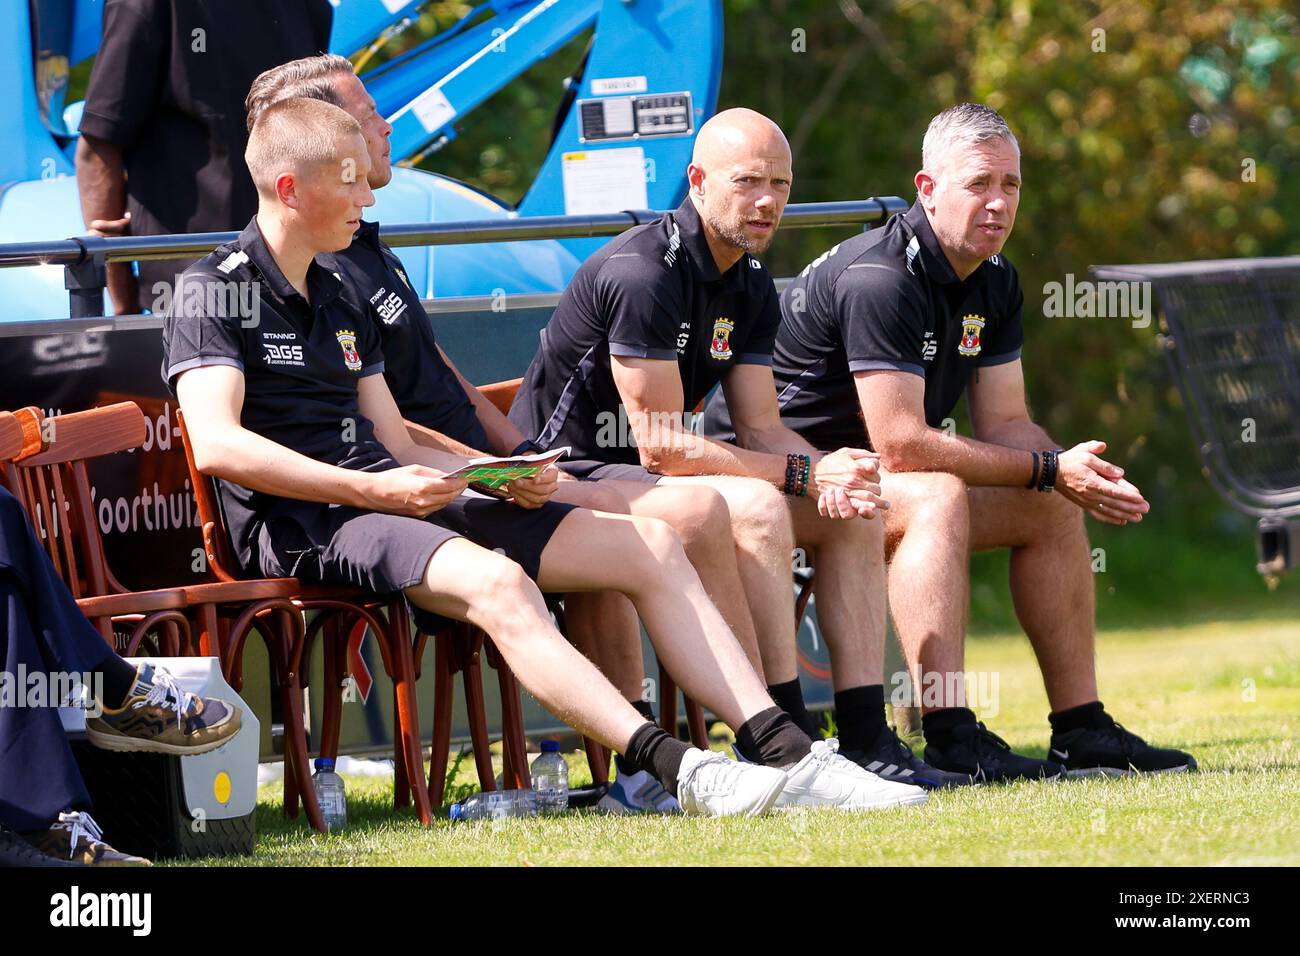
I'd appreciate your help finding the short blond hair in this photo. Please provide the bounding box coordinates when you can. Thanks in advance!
[245,97,364,198]
[245,54,355,131]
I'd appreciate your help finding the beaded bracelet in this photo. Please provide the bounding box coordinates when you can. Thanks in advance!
[784,454,799,496]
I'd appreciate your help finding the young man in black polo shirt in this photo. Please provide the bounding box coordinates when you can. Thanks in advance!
[509,109,967,790]
[242,55,761,814]
[164,97,926,815]
[728,103,1195,778]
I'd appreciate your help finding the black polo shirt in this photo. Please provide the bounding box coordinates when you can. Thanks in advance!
[509,198,782,465]
[741,200,1024,451]
[161,218,389,568]
[320,222,491,452]
[80,0,331,297]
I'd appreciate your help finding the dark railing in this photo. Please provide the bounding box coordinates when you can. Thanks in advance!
[0,198,909,319]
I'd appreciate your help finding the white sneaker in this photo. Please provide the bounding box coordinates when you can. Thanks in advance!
[775,738,928,811]
[676,748,788,818]
[597,768,682,815]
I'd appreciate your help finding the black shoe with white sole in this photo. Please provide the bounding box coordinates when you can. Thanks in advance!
[925,722,1066,783]
[1049,717,1197,776]
[841,725,973,789]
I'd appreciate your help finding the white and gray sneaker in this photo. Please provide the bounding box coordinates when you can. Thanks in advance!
[597,768,682,815]
[676,748,788,818]
[775,738,929,811]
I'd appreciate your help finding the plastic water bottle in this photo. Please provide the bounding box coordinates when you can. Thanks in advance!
[530,740,569,815]
[449,789,537,821]
[311,757,347,831]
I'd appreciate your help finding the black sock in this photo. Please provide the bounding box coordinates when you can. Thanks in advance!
[833,684,886,751]
[767,677,820,739]
[922,706,977,749]
[1049,700,1108,735]
[616,701,660,775]
[735,706,813,769]
[92,652,142,710]
[622,722,690,797]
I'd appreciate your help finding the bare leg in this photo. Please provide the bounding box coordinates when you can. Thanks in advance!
[880,470,971,711]
[968,486,1099,711]
[786,496,887,691]
[656,475,798,683]
[549,480,647,700]
[405,538,645,751]
[535,509,775,728]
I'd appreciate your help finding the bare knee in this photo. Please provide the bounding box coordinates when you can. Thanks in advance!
[724,478,794,553]
[456,551,538,629]
[628,515,687,568]
[670,486,733,549]
[1031,488,1086,539]
[894,472,970,539]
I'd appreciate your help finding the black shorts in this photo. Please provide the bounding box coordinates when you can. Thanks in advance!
[252,492,576,596]
[557,459,661,483]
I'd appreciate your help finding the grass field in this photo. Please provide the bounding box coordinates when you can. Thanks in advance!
[178,614,1300,867]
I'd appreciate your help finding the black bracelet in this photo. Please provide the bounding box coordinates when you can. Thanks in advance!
[1026,450,1040,490]
[1038,449,1059,492]
[511,439,542,457]
[784,454,799,496]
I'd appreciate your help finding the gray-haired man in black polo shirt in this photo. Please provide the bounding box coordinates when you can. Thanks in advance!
[726,104,1195,779]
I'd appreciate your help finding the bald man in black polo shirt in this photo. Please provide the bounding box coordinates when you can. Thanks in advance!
[719,103,1195,779]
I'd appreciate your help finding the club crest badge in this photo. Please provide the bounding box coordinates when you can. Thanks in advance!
[958,314,986,357]
[336,329,362,371]
[710,317,736,360]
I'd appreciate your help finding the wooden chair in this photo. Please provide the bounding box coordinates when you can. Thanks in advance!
[4,404,196,656]
[176,410,433,828]
[1,404,333,817]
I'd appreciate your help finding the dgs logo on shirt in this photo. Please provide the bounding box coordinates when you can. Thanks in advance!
[370,287,407,324]
[264,343,304,362]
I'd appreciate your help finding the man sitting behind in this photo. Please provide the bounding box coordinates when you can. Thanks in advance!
[164,97,925,815]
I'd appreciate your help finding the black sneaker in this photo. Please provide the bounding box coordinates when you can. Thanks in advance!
[841,725,973,789]
[1049,717,1197,776]
[925,722,1066,783]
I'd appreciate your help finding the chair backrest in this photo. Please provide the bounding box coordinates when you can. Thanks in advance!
[174,409,241,583]
[478,377,522,417]
[8,403,146,600]
[0,407,46,463]
[1157,272,1300,515]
